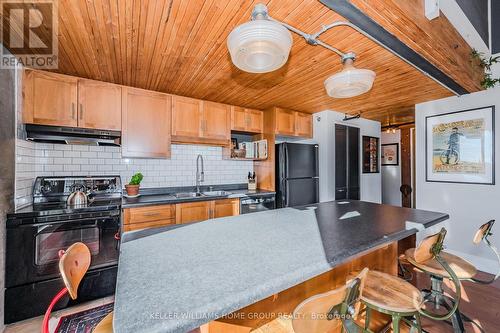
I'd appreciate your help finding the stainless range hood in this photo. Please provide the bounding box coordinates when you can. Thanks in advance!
[26,124,121,146]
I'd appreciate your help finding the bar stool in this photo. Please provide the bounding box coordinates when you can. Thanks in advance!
[42,242,113,333]
[403,220,499,333]
[361,228,462,333]
[292,268,369,333]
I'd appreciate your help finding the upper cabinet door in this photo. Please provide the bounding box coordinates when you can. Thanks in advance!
[171,96,202,138]
[78,79,122,130]
[23,70,78,127]
[295,112,313,138]
[201,101,230,141]
[231,106,248,132]
[275,108,296,136]
[122,87,171,158]
[246,109,263,133]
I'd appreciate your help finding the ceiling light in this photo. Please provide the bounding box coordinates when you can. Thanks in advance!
[324,55,376,98]
[227,4,292,73]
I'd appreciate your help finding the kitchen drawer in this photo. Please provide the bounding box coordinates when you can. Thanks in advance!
[124,205,175,224]
[123,219,175,232]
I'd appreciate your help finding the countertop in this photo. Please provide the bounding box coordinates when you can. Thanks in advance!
[113,200,448,333]
[121,185,275,208]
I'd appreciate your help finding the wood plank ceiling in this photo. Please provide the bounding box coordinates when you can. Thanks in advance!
[2,0,484,125]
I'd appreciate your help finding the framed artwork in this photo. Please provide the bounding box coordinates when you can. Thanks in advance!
[362,136,379,173]
[425,106,495,185]
[381,143,399,166]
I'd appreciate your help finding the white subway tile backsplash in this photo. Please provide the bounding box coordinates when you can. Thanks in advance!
[14,140,252,208]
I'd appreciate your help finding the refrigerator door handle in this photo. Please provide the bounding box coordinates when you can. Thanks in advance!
[284,180,289,207]
[283,143,288,179]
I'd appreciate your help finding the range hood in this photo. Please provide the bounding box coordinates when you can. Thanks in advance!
[26,124,121,146]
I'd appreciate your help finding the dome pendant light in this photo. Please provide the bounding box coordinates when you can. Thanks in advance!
[324,54,376,98]
[227,3,377,97]
[227,4,293,73]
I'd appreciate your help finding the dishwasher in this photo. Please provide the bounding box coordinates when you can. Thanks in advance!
[240,194,276,214]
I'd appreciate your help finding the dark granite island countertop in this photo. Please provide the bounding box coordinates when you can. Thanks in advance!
[113,200,448,333]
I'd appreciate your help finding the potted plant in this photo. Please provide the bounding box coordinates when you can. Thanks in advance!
[125,173,143,196]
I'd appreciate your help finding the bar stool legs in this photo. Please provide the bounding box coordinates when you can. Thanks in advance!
[421,274,485,333]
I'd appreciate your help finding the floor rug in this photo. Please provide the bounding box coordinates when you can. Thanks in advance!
[55,303,113,333]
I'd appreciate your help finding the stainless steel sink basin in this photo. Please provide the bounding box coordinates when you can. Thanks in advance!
[202,190,231,196]
[175,192,205,198]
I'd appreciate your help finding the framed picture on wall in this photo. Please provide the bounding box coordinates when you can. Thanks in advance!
[362,136,379,173]
[381,143,399,166]
[425,106,495,185]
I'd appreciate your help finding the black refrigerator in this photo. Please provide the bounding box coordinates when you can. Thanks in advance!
[276,142,319,208]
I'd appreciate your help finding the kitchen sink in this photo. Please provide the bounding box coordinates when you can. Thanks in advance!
[202,191,231,196]
[175,192,205,198]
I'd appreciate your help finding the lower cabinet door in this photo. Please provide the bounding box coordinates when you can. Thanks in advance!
[213,199,240,218]
[175,201,211,224]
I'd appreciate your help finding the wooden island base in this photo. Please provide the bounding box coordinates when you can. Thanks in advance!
[201,241,398,332]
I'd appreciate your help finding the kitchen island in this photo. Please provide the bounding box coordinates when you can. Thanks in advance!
[113,200,448,333]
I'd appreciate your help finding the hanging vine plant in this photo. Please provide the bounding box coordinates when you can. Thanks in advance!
[471,49,500,89]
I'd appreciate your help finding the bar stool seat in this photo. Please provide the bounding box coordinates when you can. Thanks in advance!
[405,248,477,279]
[362,270,423,314]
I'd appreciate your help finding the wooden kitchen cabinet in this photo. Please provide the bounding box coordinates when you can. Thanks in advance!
[122,87,172,158]
[202,101,231,141]
[176,198,240,224]
[275,108,296,136]
[77,79,122,130]
[274,108,313,138]
[295,111,313,138]
[176,201,212,224]
[123,204,176,232]
[172,96,230,145]
[231,107,263,133]
[213,198,240,218]
[171,95,202,139]
[23,70,78,127]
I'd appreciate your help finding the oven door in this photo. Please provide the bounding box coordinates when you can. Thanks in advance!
[6,214,120,288]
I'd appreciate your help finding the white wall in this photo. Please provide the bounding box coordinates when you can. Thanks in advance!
[15,141,253,208]
[416,87,500,274]
[381,131,402,206]
[312,110,382,203]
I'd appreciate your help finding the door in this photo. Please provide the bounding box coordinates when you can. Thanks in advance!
[275,108,296,136]
[213,199,240,218]
[231,106,248,131]
[246,109,263,133]
[122,87,171,158]
[201,101,230,141]
[24,70,78,127]
[284,143,319,179]
[171,95,202,138]
[284,178,319,207]
[295,112,313,138]
[78,79,121,130]
[175,201,211,224]
[348,126,360,200]
[335,124,348,199]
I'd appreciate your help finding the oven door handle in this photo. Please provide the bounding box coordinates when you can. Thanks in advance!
[33,220,100,236]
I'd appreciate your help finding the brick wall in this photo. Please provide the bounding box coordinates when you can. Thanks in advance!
[15,140,253,208]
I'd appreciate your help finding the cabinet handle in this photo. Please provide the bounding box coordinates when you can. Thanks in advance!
[142,212,161,216]
[79,103,83,120]
[71,103,75,119]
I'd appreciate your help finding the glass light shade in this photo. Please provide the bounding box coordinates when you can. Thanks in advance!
[227,19,293,73]
[324,63,376,98]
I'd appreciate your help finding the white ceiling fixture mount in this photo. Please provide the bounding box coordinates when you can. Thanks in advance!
[227,3,377,98]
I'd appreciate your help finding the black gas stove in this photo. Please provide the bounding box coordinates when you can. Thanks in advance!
[5,176,122,323]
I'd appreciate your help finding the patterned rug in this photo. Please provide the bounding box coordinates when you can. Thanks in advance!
[55,303,114,333]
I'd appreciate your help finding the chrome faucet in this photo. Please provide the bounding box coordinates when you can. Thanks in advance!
[196,154,204,193]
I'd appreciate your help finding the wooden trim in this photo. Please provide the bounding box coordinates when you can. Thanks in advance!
[319,0,469,95]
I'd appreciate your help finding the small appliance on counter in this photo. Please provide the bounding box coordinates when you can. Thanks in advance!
[275,142,319,208]
[5,175,122,323]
